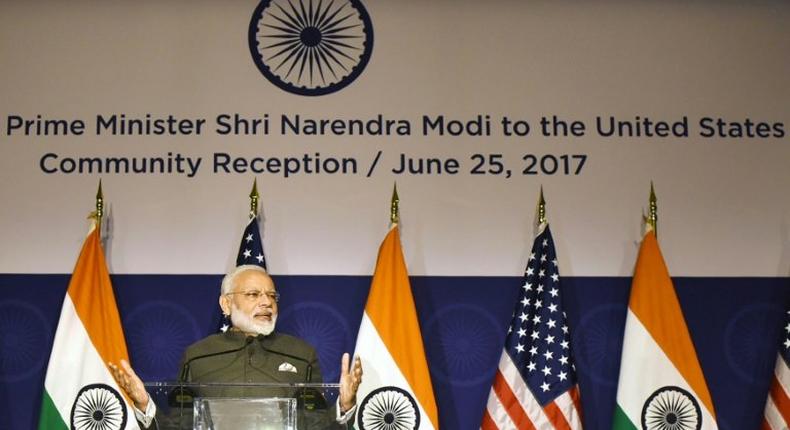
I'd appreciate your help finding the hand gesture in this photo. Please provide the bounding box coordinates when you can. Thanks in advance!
[108,359,149,411]
[338,353,363,413]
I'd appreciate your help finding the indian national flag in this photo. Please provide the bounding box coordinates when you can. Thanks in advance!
[612,230,717,430]
[353,224,439,430]
[38,223,138,430]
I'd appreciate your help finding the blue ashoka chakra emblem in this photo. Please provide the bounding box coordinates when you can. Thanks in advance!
[277,301,351,384]
[573,303,627,387]
[424,304,502,387]
[641,386,702,430]
[0,300,51,382]
[358,386,420,430]
[248,0,374,96]
[123,301,201,381]
[70,383,128,430]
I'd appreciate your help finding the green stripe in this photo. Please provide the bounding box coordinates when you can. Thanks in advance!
[611,404,638,430]
[38,390,68,430]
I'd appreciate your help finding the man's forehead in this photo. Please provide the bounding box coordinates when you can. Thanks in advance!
[233,270,275,290]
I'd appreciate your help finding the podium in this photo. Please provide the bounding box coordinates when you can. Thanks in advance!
[143,382,342,430]
[194,397,296,429]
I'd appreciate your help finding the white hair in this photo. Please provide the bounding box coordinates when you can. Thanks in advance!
[221,264,269,295]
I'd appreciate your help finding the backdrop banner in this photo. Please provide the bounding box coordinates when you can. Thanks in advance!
[1,1,788,429]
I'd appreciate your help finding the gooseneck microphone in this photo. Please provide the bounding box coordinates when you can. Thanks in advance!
[255,334,327,410]
[178,336,255,382]
[169,336,255,407]
[255,334,314,382]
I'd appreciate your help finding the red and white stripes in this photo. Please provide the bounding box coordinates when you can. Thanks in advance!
[482,353,582,430]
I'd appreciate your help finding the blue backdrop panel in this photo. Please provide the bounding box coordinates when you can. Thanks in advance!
[0,274,786,430]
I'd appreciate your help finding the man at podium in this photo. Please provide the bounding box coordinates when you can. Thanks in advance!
[109,265,363,429]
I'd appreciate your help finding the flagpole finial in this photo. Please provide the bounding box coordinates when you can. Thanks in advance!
[537,186,547,225]
[91,179,104,226]
[646,181,658,235]
[249,178,259,219]
[390,182,399,225]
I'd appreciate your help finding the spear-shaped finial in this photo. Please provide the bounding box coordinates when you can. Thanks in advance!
[537,186,547,225]
[647,181,658,235]
[390,183,399,225]
[249,178,259,219]
[95,179,104,225]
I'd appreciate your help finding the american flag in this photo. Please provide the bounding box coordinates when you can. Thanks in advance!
[236,216,267,268]
[482,224,583,430]
[763,309,790,430]
[218,216,267,332]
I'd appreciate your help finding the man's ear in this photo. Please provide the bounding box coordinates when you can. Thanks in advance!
[219,294,231,316]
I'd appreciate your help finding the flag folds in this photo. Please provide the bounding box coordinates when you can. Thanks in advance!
[236,216,266,268]
[38,223,137,430]
[612,230,717,430]
[762,309,790,430]
[482,224,583,430]
[353,224,439,430]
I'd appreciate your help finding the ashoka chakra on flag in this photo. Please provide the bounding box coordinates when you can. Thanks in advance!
[641,385,702,430]
[70,383,127,430]
[358,386,421,430]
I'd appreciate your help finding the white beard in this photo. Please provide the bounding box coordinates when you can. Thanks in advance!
[230,303,277,336]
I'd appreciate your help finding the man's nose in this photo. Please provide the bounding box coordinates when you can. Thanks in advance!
[257,293,275,306]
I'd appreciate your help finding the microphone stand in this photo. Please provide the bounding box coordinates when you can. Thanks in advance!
[169,336,255,422]
[255,335,326,411]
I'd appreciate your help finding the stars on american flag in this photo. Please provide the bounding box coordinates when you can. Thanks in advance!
[503,225,578,404]
[236,217,267,269]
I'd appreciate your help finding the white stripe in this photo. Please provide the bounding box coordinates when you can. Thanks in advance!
[498,352,552,429]
[776,352,790,392]
[485,385,517,430]
[43,296,138,429]
[615,310,717,429]
[353,312,435,430]
[764,394,785,430]
[554,389,583,430]
[766,354,790,430]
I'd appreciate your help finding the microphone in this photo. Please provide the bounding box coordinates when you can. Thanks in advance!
[255,334,326,410]
[179,336,255,382]
[255,334,313,382]
[168,336,255,407]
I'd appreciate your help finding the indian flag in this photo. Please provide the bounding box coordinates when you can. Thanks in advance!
[353,224,439,430]
[38,223,138,430]
[612,230,717,430]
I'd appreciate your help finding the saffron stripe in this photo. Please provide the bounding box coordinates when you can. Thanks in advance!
[362,225,438,428]
[627,232,716,418]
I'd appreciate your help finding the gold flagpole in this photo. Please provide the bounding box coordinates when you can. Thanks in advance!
[94,179,104,228]
[390,182,399,225]
[537,185,547,226]
[249,178,259,219]
[646,181,658,236]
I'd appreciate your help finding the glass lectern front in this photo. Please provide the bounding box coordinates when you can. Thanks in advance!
[143,382,343,430]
